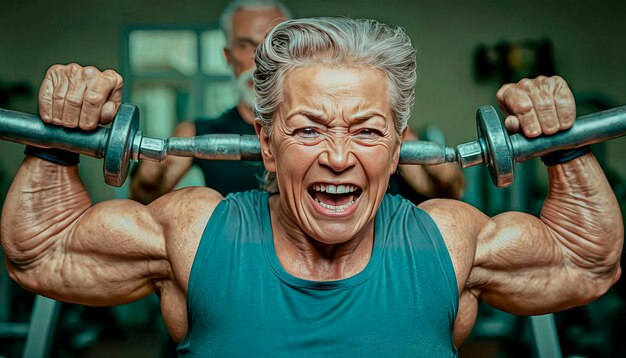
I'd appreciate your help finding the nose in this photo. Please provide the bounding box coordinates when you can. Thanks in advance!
[320,137,357,173]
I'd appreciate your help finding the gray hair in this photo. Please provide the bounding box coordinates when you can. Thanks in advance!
[219,0,293,42]
[253,17,417,193]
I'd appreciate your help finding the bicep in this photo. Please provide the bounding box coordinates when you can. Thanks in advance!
[422,201,573,319]
[469,211,586,315]
[20,199,170,306]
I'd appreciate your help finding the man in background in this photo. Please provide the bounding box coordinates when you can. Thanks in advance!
[130,0,292,203]
[130,0,465,205]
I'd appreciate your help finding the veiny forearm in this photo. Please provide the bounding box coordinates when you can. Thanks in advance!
[473,154,623,314]
[541,154,623,278]
[2,157,170,305]
[399,162,465,199]
[130,156,194,204]
[130,162,171,204]
[1,157,91,266]
[422,162,465,199]
[130,121,196,204]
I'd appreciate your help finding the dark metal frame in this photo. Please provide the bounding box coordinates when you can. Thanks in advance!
[120,23,232,120]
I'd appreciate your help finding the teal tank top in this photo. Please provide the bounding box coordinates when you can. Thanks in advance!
[178,191,459,357]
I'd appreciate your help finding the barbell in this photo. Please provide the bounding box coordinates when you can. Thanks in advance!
[1,103,625,188]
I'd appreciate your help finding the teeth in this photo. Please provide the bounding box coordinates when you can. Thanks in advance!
[312,184,357,193]
[314,197,357,212]
[309,183,360,212]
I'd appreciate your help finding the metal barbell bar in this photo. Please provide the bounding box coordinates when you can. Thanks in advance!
[1,103,625,188]
[458,105,626,187]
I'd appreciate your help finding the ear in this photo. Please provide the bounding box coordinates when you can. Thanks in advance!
[391,126,408,173]
[400,126,408,142]
[254,120,276,172]
[223,47,233,66]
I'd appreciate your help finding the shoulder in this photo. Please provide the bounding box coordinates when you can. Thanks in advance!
[418,199,487,290]
[418,198,485,225]
[148,189,265,242]
[149,186,223,225]
[149,186,224,215]
[148,187,224,260]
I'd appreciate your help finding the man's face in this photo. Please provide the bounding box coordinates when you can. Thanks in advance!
[257,65,405,244]
[224,7,285,78]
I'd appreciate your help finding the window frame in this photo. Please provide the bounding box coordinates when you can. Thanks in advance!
[120,23,233,123]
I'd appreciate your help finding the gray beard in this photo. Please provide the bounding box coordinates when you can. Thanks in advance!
[236,67,255,107]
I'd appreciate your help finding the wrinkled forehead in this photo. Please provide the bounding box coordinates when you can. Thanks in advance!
[276,65,393,122]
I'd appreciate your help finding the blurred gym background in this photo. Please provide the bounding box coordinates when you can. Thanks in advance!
[1,0,625,357]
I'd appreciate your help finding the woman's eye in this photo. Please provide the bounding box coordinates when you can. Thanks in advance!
[355,128,382,140]
[295,128,320,138]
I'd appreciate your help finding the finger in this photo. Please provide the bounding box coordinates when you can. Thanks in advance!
[495,83,514,116]
[503,115,520,133]
[503,88,542,138]
[62,71,87,128]
[39,65,66,123]
[38,78,54,123]
[99,70,124,124]
[79,69,119,130]
[100,101,118,125]
[528,80,559,135]
[51,72,69,126]
[553,78,576,130]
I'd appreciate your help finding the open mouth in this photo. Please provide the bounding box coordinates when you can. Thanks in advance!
[307,183,363,212]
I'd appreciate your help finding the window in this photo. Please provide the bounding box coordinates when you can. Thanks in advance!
[121,25,237,139]
[121,24,238,189]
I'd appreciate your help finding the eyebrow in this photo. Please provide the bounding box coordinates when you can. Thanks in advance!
[285,110,387,125]
[285,110,327,124]
[348,110,387,124]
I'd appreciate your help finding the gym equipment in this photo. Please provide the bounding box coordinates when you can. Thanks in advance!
[1,103,625,187]
[456,105,626,187]
[0,295,60,358]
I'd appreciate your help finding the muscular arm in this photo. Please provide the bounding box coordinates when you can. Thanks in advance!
[421,154,622,348]
[466,76,624,314]
[1,63,224,340]
[421,75,623,346]
[1,157,221,309]
[1,157,169,305]
[397,127,465,199]
[130,121,196,204]
[470,154,622,314]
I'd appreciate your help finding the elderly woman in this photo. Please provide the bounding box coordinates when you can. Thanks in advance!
[1,17,622,356]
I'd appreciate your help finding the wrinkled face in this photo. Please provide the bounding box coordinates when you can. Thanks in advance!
[224,7,285,78]
[257,65,405,244]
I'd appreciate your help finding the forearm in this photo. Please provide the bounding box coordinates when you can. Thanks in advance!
[1,157,91,266]
[474,154,623,314]
[129,120,198,204]
[398,162,465,199]
[2,157,169,305]
[541,153,623,278]
[131,162,171,204]
[130,157,194,204]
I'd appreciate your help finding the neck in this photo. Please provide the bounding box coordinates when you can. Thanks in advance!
[237,102,255,125]
[268,195,375,281]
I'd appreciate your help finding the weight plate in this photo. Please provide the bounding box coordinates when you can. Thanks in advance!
[476,105,514,188]
[104,104,139,187]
